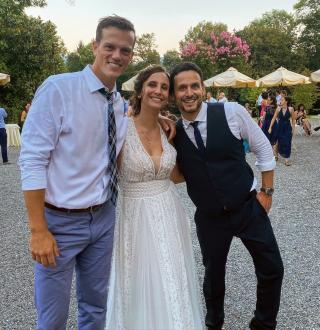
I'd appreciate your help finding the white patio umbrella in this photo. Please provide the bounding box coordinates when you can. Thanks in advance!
[311,69,320,83]
[122,65,154,91]
[0,73,10,86]
[122,73,138,91]
[257,67,310,87]
[204,67,257,88]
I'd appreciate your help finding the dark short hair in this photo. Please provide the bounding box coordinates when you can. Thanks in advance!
[169,62,203,94]
[268,94,277,107]
[96,15,136,44]
[262,91,268,100]
[284,96,292,107]
[131,65,169,116]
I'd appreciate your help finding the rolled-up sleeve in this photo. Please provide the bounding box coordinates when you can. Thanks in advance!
[19,79,63,190]
[235,103,276,172]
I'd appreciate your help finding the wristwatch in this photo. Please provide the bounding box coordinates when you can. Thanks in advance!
[260,187,274,196]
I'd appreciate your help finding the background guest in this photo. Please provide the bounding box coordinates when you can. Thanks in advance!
[296,103,311,136]
[206,91,217,103]
[269,96,295,166]
[0,106,9,164]
[258,91,268,128]
[20,103,30,132]
[217,91,228,103]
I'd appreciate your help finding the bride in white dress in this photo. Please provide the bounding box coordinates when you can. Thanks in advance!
[106,65,204,330]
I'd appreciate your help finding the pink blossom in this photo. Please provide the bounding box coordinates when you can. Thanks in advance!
[181,30,251,64]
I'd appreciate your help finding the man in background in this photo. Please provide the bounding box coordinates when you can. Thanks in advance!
[0,106,9,164]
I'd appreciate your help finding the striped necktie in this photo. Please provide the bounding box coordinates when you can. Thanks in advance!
[99,88,118,206]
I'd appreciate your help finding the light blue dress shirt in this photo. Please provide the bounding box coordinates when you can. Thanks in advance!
[19,65,128,208]
[0,107,7,128]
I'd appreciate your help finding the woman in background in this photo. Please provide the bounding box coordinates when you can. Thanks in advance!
[20,103,30,132]
[258,91,268,128]
[262,94,278,158]
[296,103,311,136]
[269,96,295,166]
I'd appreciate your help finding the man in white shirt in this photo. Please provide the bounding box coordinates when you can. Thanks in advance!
[171,62,283,330]
[206,91,217,103]
[217,91,228,103]
[19,16,136,330]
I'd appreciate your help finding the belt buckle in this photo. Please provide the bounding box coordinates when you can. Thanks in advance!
[89,204,102,213]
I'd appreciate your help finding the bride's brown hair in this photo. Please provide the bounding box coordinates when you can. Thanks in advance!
[131,65,169,116]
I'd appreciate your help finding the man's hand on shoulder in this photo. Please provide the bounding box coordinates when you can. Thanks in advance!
[158,115,176,141]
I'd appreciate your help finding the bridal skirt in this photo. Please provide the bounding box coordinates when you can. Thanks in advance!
[105,179,204,330]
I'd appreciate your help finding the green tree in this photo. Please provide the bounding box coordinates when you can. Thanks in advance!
[253,9,296,33]
[0,0,66,122]
[181,21,228,46]
[238,10,306,78]
[294,0,320,70]
[238,88,264,116]
[162,50,181,72]
[66,41,95,72]
[291,84,319,113]
[133,33,160,66]
[116,33,161,91]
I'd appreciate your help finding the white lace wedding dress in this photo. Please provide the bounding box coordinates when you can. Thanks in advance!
[105,118,204,330]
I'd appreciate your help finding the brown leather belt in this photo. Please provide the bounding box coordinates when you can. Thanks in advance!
[45,202,106,213]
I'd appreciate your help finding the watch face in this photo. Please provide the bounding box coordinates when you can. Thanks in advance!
[261,187,274,195]
[265,188,274,195]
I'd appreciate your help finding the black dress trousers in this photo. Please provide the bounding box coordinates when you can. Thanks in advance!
[194,194,284,330]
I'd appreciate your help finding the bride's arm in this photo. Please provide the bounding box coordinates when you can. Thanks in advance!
[117,148,124,170]
[170,163,185,184]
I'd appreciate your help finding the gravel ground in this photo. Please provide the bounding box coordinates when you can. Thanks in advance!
[1,128,320,330]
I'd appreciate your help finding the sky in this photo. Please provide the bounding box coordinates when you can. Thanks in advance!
[26,0,298,55]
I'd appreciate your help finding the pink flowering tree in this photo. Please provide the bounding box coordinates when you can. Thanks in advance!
[180,31,251,79]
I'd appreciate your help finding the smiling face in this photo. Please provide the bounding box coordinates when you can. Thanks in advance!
[173,70,205,121]
[92,27,134,90]
[140,72,170,113]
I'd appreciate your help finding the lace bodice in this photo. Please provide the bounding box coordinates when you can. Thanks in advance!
[118,118,177,184]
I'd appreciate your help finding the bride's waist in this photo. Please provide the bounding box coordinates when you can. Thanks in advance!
[119,179,171,198]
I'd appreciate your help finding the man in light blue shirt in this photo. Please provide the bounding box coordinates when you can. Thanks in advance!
[0,107,9,164]
[19,16,136,330]
[206,91,217,103]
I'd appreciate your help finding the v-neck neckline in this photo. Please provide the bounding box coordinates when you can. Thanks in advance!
[281,107,288,117]
[130,118,164,177]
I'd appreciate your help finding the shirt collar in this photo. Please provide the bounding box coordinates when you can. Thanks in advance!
[82,65,117,97]
[182,102,207,129]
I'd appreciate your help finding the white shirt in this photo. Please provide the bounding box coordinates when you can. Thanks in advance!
[181,102,276,190]
[206,97,217,103]
[217,97,228,103]
[257,94,262,106]
[19,65,128,208]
